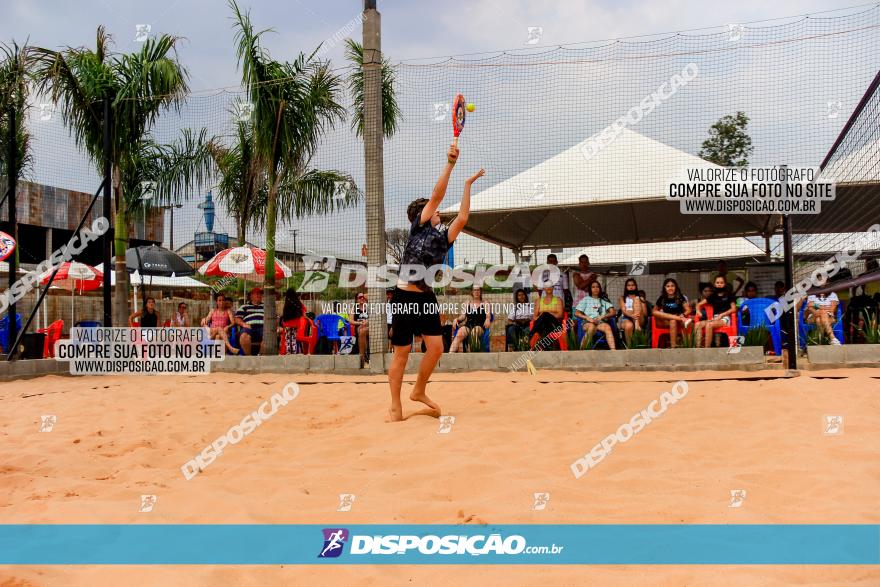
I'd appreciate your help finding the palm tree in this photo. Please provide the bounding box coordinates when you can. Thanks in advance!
[230,0,361,354]
[31,27,192,326]
[0,41,32,186]
[123,128,216,233]
[344,38,401,139]
[208,114,264,246]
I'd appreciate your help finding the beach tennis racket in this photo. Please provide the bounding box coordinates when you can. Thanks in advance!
[452,93,466,146]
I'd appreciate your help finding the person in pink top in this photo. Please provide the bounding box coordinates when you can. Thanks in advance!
[201,294,236,352]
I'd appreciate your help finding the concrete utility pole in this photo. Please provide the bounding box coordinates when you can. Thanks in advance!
[363,0,387,372]
[6,106,18,351]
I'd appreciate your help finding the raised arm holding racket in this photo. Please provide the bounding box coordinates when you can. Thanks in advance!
[386,93,483,423]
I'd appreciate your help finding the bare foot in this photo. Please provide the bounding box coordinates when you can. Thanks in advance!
[385,406,404,422]
[409,390,441,418]
[404,408,442,420]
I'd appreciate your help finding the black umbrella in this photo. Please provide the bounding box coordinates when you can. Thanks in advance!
[126,245,194,277]
[125,245,195,312]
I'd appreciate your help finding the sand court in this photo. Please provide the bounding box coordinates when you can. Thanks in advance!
[1,369,879,585]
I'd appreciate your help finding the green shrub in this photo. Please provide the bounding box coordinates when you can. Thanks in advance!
[466,328,484,352]
[513,332,531,352]
[627,328,650,349]
[565,319,580,350]
[857,310,880,344]
[743,325,770,347]
[679,329,697,348]
[806,327,830,346]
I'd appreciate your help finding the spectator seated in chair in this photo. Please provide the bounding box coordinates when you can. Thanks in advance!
[804,291,842,345]
[505,288,533,351]
[574,281,617,350]
[738,281,759,326]
[712,259,745,297]
[172,302,191,327]
[695,274,737,348]
[235,287,265,355]
[129,297,160,328]
[451,286,491,352]
[530,284,564,349]
[618,278,647,347]
[351,292,370,366]
[201,293,238,354]
[652,278,692,348]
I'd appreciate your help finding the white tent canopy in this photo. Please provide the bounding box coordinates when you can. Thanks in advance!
[441,128,777,250]
[94,264,209,288]
[560,237,766,266]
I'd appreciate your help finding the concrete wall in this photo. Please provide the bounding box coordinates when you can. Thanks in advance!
[0,347,771,381]
[806,344,880,369]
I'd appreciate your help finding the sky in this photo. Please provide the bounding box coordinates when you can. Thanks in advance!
[3,0,868,91]
[4,0,879,265]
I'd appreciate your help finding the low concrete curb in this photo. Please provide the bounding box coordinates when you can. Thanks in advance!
[806,344,880,369]
[0,347,774,381]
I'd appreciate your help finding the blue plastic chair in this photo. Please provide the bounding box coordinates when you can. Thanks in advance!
[799,303,845,348]
[0,313,23,353]
[737,297,782,356]
[314,314,351,353]
[75,320,102,328]
[227,324,245,355]
[452,313,494,352]
[575,316,618,350]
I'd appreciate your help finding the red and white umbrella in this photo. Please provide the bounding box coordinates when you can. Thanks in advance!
[198,246,292,281]
[41,261,103,293]
[40,262,103,326]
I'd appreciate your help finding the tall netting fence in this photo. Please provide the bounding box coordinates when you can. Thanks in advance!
[4,4,880,351]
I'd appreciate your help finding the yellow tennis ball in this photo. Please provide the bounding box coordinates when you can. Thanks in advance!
[466,102,475,112]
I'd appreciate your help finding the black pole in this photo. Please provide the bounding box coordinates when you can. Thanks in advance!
[102,99,112,327]
[6,106,18,355]
[782,213,797,370]
[7,178,106,360]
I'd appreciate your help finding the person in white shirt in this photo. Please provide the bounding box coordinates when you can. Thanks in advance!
[505,288,534,351]
[618,278,647,346]
[804,291,841,344]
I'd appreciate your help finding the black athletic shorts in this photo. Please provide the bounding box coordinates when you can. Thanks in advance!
[390,287,441,346]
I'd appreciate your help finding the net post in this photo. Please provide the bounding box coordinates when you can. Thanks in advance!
[102,99,113,327]
[6,105,18,354]
[781,164,797,369]
[363,1,387,373]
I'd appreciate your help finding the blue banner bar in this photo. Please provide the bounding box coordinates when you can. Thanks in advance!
[1,525,877,565]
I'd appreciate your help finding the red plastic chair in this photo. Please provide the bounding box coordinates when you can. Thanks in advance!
[37,320,64,358]
[650,315,670,348]
[697,305,738,345]
[651,314,695,348]
[280,316,319,355]
[528,311,569,351]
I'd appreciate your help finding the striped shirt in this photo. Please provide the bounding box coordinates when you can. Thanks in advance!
[235,303,264,327]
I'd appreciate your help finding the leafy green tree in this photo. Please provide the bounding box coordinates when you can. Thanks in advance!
[229,0,360,354]
[0,41,32,183]
[699,111,753,166]
[31,28,209,325]
[208,115,264,246]
[344,38,401,139]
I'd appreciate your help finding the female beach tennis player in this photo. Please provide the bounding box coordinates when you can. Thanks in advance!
[387,143,484,421]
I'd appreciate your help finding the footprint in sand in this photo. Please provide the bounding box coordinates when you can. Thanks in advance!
[457,510,488,525]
